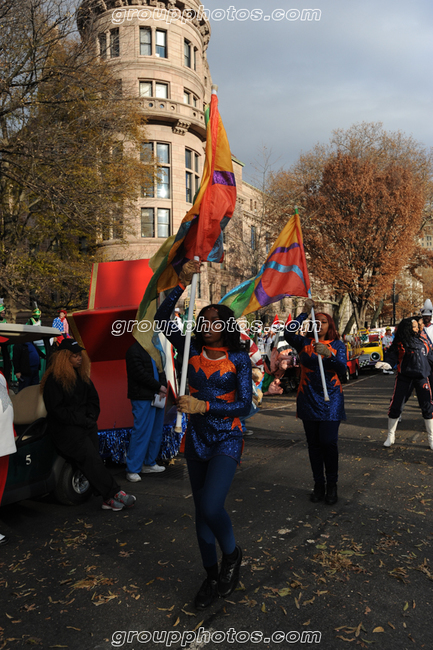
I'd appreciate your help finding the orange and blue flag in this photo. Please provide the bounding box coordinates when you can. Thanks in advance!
[220,211,310,318]
[134,92,236,369]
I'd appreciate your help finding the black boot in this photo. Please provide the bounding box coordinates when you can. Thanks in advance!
[325,482,338,505]
[218,545,242,598]
[194,578,218,610]
[310,482,326,503]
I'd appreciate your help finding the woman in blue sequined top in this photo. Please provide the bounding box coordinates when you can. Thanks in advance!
[284,299,347,506]
[155,260,252,610]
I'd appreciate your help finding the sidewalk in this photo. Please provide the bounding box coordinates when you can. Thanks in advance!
[1,372,432,649]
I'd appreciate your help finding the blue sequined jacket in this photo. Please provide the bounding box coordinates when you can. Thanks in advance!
[155,284,252,463]
[284,313,347,421]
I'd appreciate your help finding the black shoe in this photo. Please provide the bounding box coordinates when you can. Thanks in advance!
[325,483,338,505]
[218,545,242,598]
[194,578,218,610]
[310,483,326,503]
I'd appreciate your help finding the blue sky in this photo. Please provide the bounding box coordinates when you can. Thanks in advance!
[204,0,433,182]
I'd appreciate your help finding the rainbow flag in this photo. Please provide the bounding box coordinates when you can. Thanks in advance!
[220,211,310,318]
[134,92,236,370]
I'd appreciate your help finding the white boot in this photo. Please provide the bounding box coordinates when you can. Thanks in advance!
[384,418,399,447]
[424,419,433,450]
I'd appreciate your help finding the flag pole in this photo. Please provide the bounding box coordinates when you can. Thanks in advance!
[309,300,330,402]
[174,256,200,432]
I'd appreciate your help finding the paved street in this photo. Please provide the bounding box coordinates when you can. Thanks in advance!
[1,371,432,650]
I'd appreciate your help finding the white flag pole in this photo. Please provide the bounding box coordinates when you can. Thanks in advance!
[174,256,200,432]
[309,303,330,402]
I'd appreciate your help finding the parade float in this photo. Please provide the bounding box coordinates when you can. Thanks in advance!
[69,259,182,464]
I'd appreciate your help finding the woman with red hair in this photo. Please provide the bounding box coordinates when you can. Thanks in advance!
[42,339,136,512]
[284,299,347,505]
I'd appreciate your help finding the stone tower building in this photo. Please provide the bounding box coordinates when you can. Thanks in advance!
[77,0,213,266]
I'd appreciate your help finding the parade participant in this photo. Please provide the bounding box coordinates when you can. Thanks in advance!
[13,341,42,390]
[52,309,70,338]
[155,260,252,610]
[284,299,347,505]
[0,299,6,324]
[420,299,433,344]
[125,341,167,481]
[174,307,184,332]
[381,327,395,374]
[382,317,433,449]
[382,327,394,350]
[41,339,136,511]
[0,369,16,546]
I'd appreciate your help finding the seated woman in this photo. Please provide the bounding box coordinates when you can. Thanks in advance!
[41,339,136,511]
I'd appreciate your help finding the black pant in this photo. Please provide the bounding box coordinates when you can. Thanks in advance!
[388,375,433,420]
[52,426,120,501]
[303,420,340,485]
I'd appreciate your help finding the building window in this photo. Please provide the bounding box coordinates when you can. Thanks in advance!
[98,33,107,58]
[155,83,168,98]
[141,142,170,198]
[157,167,170,199]
[265,232,271,254]
[113,208,124,240]
[221,284,228,299]
[193,47,197,71]
[155,29,167,57]
[140,143,154,197]
[110,28,119,58]
[184,89,198,105]
[251,226,257,251]
[185,148,200,203]
[141,208,154,238]
[156,143,170,198]
[141,208,171,238]
[139,80,168,99]
[139,27,151,55]
[184,39,192,67]
[113,79,122,97]
[249,199,253,211]
[185,172,193,203]
[157,208,170,238]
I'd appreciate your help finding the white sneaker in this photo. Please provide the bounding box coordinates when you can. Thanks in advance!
[142,464,165,473]
[126,472,142,482]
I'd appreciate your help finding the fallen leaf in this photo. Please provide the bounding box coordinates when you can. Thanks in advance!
[173,617,180,627]
[278,588,291,597]
[373,627,384,633]
[181,609,196,617]
[261,603,267,613]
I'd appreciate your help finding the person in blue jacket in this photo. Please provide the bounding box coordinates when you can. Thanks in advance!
[284,299,347,505]
[155,260,252,610]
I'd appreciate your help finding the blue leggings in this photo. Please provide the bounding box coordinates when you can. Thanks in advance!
[187,455,238,568]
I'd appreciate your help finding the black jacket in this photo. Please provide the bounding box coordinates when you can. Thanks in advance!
[125,342,166,401]
[13,342,43,376]
[385,338,433,379]
[43,372,100,455]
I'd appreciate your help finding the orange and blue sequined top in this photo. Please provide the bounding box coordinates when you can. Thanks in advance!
[284,313,347,421]
[155,284,252,463]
